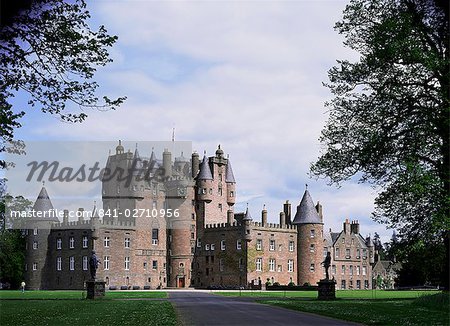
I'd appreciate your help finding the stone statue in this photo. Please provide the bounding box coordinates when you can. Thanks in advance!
[321,251,331,280]
[89,250,100,280]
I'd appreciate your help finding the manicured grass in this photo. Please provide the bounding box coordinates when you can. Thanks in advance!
[0,290,167,300]
[259,292,449,326]
[0,299,177,326]
[216,289,440,299]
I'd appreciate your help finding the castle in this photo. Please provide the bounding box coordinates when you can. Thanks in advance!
[24,142,374,290]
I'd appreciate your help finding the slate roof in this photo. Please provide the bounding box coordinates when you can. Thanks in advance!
[32,187,59,222]
[242,207,252,221]
[292,190,323,224]
[225,159,236,183]
[197,155,213,180]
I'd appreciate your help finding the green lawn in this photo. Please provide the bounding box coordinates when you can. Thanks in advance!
[259,292,449,326]
[0,290,167,300]
[216,289,440,299]
[0,300,176,326]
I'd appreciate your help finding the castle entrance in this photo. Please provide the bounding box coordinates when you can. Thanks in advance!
[177,277,185,288]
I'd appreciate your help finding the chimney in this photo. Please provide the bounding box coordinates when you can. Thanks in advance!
[261,206,267,226]
[63,209,69,224]
[283,200,291,224]
[163,148,172,177]
[350,220,360,234]
[343,218,350,234]
[280,212,286,227]
[191,151,199,178]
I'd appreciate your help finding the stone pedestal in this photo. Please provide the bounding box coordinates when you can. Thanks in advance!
[86,280,106,299]
[317,279,336,300]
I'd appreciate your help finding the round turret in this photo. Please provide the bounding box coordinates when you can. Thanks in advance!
[116,140,124,154]
[215,144,224,158]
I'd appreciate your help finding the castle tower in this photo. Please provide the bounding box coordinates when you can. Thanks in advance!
[25,186,59,290]
[292,189,324,285]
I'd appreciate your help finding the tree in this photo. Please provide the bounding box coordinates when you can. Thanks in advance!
[0,0,126,159]
[311,0,449,287]
[0,181,32,288]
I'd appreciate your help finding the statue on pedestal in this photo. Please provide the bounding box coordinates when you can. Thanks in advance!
[321,251,331,280]
[89,250,100,280]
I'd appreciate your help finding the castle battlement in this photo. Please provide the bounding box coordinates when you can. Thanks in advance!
[51,218,136,230]
[250,221,297,230]
[205,221,240,229]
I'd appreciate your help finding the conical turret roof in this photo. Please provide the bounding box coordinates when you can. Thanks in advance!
[292,189,322,224]
[243,207,252,221]
[225,159,236,183]
[197,155,213,180]
[31,186,59,222]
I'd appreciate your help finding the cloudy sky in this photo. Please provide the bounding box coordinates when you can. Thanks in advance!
[11,0,392,242]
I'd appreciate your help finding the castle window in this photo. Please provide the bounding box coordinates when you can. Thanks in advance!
[342,238,345,243]
[201,188,206,195]
[33,241,38,250]
[289,241,294,252]
[239,258,244,270]
[218,203,222,212]
[310,263,315,272]
[332,265,336,275]
[341,265,345,275]
[69,237,75,249]
[269,240,275,251]
[323,247,328,257]
[32,262,37,271]
[69,256,75,271]
[362,266,367,276]
[211,244,215,251]
[269,259,275,272]
[341,280,346,289]
[220,240,226,251]
[256,239,262,251]
[256,258,262,271]
[56,257,62,271]
[219,258,224,272]
[218,187,223,196]
[236,240,242,250]
[364,280,369,289]
[335,247,340,258]
[82,236,88,248]
[125,257,130,270]
[356,249,360,258]
[357,266,361,275]
[152,229,159,245]
[143,262,147,269]
[56,238,62,249]
[33,228,38,235]
[346,248,351,258]
[209,189,212,195]
[192,213,195,220]
[349,265,353,275]
[205,244,210,251]
[219,173,222,181]
[288,260,294,272]
[309,244,315,253]
[104,256,110,270]
[104,237,110,247]
[191,232,195,240]
[152,260,157,270]
[310,230,315,238]
[230,191,234,197]
[125,237,131,248]
[277,265,282,272]
[83,256,88,271]
[197,239,201,248]
[356,280,361,289]
[362,249,367,259]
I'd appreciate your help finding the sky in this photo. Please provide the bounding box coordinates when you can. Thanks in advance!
[10,0,393,243]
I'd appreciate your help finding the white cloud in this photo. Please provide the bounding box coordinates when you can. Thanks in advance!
[18,0,393,239]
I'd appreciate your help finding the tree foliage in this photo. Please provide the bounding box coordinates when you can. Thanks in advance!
[312,0,449,242]
[311,0,449,286]
[0,0,126,147]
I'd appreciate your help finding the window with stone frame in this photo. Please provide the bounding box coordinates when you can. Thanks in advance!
[341,265,346,274]
[236,240,242,250]
[152,260,158,270]
[288,259,294,272]
[309,244,315,253]
[256,239,262,251]
[269,240,275,251]
[82,236,88,248]
[269,259,275,272]
[125,237,131,248]
[219,258,224,272]
[33,241,38,249]
[125,257,130,270]
[69,256,75,271]
[256,258,262,271]
[83,256,88,271]
[310,263,315,272]
[289,241,294,252]
[220,240,226,251]
[104,256,110,270]
[346,248,351,258]
[56,257,62,271]
[32,262,37,270]
[69,236,75,249]
[104,236,110,247]
[56,238,62,250]
[152,229,159,245]
[310,229,315,238]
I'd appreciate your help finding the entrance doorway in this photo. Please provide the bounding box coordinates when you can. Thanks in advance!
[178,277,185,288]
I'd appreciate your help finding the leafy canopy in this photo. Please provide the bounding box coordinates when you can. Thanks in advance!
[0,0,126,146]
[311,0,449,244]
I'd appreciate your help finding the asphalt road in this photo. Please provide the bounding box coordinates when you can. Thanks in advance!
[169,291,360,326]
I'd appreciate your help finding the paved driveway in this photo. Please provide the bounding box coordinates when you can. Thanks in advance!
[169,291,359,326]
